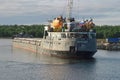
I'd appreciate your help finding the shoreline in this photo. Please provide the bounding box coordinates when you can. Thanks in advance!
[0,37,12,39]
[97,39,120,51]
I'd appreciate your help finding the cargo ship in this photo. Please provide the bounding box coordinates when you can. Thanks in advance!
[13,0,97,58]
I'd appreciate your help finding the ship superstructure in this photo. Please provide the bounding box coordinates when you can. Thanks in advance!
[39,0,97,58]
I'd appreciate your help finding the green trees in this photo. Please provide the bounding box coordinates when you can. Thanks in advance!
[0,24,120,38]
[0,25,44,38]
[95,25,120,39]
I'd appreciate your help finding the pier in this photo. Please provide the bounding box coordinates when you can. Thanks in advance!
[97,39,120,51]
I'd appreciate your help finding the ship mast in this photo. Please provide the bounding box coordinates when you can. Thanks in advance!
[67,0,73,19]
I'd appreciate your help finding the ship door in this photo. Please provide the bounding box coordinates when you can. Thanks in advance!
[70,46,76,53]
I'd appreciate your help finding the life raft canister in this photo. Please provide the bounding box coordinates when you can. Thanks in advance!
[51,19,63,28]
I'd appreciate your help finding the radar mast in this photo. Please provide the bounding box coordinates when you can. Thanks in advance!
[67,0,73,19]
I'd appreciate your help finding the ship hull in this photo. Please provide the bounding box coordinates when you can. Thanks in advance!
[40,48,96,59]
[13,31,97,59]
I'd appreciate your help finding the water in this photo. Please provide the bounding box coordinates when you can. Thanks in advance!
[0,39,120,80]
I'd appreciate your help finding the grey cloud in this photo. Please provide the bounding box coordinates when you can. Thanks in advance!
[0,0,120,25]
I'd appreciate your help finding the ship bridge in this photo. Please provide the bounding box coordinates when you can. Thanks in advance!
[47,32,96,40]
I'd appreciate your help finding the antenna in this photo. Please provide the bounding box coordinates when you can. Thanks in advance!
[67,0,73,19]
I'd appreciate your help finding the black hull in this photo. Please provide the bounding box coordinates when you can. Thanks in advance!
[40,48,96,59]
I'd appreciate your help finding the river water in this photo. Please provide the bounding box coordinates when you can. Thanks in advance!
[0,39,120,80]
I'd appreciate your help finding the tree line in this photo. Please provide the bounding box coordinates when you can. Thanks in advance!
[0,25,44,38]
[95,25,120,39]
[0,24,120,38]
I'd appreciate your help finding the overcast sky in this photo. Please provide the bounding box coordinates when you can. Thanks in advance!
[0,0,120,25]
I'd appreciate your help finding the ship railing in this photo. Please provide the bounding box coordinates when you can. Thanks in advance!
[13,38,42,46]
